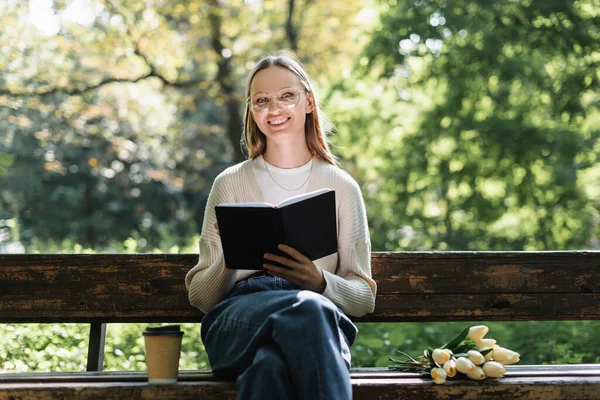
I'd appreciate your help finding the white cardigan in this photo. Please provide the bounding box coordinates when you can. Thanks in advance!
[185,156,377,317]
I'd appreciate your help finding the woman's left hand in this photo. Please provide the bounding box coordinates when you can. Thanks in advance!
[263,244,327,293]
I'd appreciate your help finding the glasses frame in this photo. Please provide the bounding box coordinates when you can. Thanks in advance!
[247,87,310,114]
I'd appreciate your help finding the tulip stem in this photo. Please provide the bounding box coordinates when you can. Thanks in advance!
[388,352,430,372]
[395,350,419,363]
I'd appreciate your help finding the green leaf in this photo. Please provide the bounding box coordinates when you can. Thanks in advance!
[443,326,471,350]
[451,343,469,354]
[480,348,493,356]
[0,153,14,176]
[0,153,14,167]
[452,341,477,353]
[426,347,435,364]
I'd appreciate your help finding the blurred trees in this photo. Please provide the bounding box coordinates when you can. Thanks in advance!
[0,0,598,252]
[0,0,363,251]
[346,0,599,250]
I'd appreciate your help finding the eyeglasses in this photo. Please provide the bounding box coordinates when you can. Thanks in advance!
[248,87,309,113]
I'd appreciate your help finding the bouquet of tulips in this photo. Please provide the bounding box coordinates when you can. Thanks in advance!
[389,325,520,384]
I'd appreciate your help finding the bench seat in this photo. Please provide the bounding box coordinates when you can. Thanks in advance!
[1,365,599,399]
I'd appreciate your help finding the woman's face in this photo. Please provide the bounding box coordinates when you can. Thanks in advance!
[249,66,313,143]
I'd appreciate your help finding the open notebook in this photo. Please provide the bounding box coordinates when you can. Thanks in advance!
[215,188,337,270]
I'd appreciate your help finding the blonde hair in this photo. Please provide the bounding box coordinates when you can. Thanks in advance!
[242,50,337,166]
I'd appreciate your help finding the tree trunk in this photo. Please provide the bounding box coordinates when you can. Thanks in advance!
[208,0,245,164]
[286,0,298,51]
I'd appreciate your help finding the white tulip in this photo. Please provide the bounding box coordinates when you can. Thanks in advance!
[482,348,494,361]
[467,350,486,366]
[432,348,451,365]
[476,338,497,350]
[467,366,486,380]
[443,359,457,378]
[466,325,489,342]
[455,357,476,374]
[492,347,520,365]
[482,361,506,378]
[431,367,447,384]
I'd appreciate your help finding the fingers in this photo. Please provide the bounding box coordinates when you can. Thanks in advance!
[262,245,325,293]
[276,244,310,262]
[263,260,320,291]
[263,244,310,269]
[263,262,296,278]
[263,245,316,289]
[263,252,299,269]
[214,222,220,236]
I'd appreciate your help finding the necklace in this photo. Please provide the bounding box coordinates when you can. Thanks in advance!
[263,156,313,191]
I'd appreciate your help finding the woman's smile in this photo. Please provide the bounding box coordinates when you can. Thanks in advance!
[268,116,291,126]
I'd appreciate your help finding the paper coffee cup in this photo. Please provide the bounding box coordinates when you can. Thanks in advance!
[143,325,184,384]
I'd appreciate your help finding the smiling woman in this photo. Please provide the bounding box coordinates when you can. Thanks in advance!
[248,66,313,166]
[185,50,377,400]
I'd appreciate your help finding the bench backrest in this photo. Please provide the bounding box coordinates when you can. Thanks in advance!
[0,252,598,323]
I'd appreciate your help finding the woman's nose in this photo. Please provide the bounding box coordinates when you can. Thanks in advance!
[267,97,284,112]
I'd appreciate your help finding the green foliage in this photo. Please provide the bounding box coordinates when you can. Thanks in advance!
[103,323,208,371]
[3,321,598,372]
[0,324,89,372]
[0,0,364,252]
[2,0,598,252]
[0,323,208,372]
[0,153,13,176]
[352,321,600,367]
[355,0,600,251]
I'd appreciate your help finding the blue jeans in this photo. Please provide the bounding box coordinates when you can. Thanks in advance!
[201,274,358,400]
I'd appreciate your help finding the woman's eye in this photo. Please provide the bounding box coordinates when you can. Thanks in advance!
[255,98,268,104]
[281,92,295,99]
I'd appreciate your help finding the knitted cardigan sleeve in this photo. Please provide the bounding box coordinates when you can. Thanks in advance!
[321,176,377,317]
[184,173,237,313]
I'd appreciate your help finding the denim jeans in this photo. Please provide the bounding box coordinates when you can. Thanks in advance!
[200,274,358,400]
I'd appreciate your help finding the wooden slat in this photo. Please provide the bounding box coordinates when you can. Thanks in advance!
[0,252,598,322]
[1,366,599,399]
[373,251,600,294]
[373,293,600,321]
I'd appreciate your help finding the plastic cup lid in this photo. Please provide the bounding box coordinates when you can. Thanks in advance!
[143,325,184,336]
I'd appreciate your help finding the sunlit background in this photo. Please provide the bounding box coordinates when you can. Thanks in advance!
[1,0,599,372]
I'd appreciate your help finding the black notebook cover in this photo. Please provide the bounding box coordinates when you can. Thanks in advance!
[215,189,337,270]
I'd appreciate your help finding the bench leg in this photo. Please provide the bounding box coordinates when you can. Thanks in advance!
[86,322,106,372]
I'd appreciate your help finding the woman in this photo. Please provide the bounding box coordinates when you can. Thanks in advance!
[185,50,376,400]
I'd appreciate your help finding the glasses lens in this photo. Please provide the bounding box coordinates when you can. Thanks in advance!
[249,88,303,112]
[277,89,301,107]
[250,95,269,112]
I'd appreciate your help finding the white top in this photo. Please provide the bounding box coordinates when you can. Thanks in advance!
[251,155,312,204]
[185,156,377,317]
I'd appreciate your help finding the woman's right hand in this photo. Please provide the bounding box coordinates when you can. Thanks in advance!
[214,222,220,236]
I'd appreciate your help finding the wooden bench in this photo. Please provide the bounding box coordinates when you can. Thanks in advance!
[1,251,599,399]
